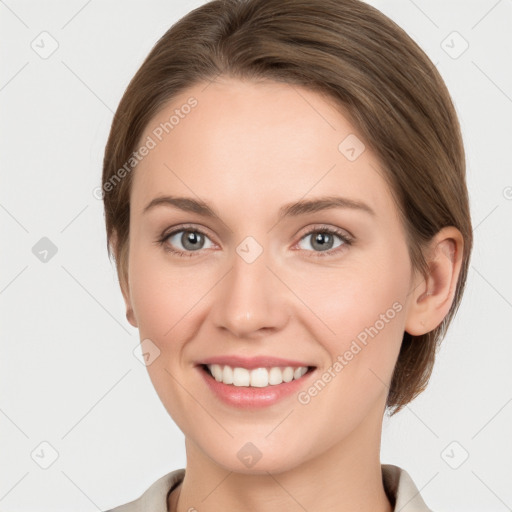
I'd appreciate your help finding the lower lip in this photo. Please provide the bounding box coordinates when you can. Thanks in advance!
[197,365,316,409]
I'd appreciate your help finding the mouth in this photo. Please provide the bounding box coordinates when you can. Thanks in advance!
[199,363,316,388]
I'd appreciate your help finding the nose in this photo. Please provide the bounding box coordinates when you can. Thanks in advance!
[210,244,290,339]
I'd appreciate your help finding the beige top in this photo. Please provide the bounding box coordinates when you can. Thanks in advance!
[104,463,434,512]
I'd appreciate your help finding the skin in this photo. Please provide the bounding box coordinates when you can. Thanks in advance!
[114,76,463,512]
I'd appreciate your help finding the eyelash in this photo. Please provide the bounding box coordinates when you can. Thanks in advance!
[155,224,353,259]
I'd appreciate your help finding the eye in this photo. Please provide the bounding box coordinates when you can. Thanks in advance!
[296,226,353,257]
[156,225,215,257]
[156,224,353,258]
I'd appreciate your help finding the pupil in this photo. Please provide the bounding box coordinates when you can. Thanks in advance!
[183,231,203,250]
[313,232,332,251]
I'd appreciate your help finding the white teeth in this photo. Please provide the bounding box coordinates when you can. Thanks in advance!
[268,367,283,385]
[222,365,233,384]
[206,364,309,387]
[283,367,294,382]
[293,367,304,380]
[233,367,250,386]
[210,364,223,382]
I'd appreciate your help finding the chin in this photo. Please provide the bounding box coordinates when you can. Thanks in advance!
[198,437,310,476]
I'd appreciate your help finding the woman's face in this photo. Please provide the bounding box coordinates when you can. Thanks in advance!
[123,77,420,473]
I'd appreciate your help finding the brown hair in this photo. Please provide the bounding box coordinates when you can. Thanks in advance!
[102,0,473,416]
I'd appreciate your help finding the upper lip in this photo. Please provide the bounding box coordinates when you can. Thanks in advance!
[197,355,315,370]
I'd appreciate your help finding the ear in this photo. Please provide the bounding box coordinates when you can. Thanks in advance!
[110,230,138,328]
[405,226,464,336]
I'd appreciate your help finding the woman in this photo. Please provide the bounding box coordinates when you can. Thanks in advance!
[101,0,472,510]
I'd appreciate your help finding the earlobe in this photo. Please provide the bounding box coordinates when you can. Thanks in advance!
[120,272,138,328]
[120,279,138,328]
[405,227,464,336]
[111,230,138,328]
[126,307,138,328]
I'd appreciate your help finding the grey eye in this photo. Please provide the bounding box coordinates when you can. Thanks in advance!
[167,230,213,252]
[298,231,345,252]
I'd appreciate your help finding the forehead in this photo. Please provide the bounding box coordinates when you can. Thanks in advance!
[131,77,395,221]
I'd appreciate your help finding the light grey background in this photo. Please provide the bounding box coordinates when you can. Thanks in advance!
[1,1,511,511]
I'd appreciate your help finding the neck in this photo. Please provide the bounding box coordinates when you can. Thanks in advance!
[171,405,393,512]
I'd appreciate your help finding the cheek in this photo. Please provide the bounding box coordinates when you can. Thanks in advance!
[127,250,208,423]
[129,248,186,340]
[129,226,411,364]
[304,255,407,325]
[128,245,218,355]
[302,245,410,376]
[293,271,407,431]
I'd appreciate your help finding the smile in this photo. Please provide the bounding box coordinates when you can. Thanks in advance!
[205,363,312,387]
[198,363,317,409]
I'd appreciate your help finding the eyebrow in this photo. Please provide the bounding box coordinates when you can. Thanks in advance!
[142,194,376,219]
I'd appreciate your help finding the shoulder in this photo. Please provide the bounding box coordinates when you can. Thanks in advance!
[382,463,437,512]
[103,468,185,512]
